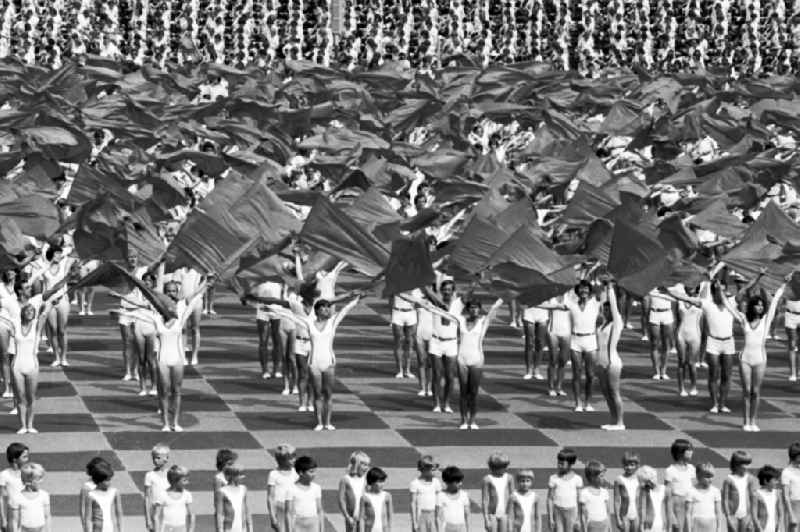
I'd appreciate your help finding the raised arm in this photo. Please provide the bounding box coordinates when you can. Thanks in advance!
[332,294,361,330]
[482,298,504,334]
[184,279,208,306]
[721,292,745,326]
[735,267,766,303]
[765,281,789,332]
[400,292,458,322]
[607,284,623,327]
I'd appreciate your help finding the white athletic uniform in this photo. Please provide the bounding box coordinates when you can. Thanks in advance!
[701,299,735,355]
[429,297,463,358]
[741,318,768,366]
[391,290,420,327]
[785,299,800,329]
[648,290,675,326]
[566,298,601,353]
[511,491,536,532]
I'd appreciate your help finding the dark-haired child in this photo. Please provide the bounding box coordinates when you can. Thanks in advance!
[437,466,470,532]
[721,451,755,532]
[83,462,123,532]
[288,456,323,532]
[358,467,392,532]
[579,461,610,532]
[548,448,582,532]
[755,466,782,532]
[665,439,695,532]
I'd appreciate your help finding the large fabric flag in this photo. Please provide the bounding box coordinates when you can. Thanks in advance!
[166,170,301,274]
[300,195,389,277]
[383,234,435,296]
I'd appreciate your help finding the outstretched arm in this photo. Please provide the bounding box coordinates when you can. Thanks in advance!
[721,291,746,326]
[607,283,623,327]
[332,294,362,330]
[735,267,766,303]
[765,281,789,332]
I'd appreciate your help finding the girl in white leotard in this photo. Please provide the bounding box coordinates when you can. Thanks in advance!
[722,275,788,432]
[674,285,703,397]
[39,247,74,367]
[596,282,625,431]
[274,294,361,431]
[0,288,61,434]
[216,466,252,532]
[82,462,122,532]
[431,297,503,430]
[0,269,18,399]
[123,279,207,432]
[358,467,392,532]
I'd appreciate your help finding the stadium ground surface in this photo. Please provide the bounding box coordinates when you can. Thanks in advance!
[2,284,798,531]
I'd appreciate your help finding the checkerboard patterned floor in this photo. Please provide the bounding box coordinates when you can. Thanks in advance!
[3,288,799,531]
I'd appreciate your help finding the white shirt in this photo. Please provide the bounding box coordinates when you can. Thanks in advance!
[549,473,583,509]
[565,298,601,335]
[436,490,469,525]
[144,470,170,504]
[268,469,299,503]
[156,490,192,527]
[410,477,442,512]
[781,466,800,501]
[289,483,321,518]
[701,299,734,339]
[688,486,720,519]
[665,464,696,497]
[579,487,609,522]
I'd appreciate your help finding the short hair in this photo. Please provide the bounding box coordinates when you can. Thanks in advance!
[622,451,640,465]
[441,466,464,484]
[729,451,752,470]
[789,442,800,461]
[417,455,438,471]
[366,467,387,485]
[167,465,189,485]
[488,452,511,469]
[585,460,606,481]
[274,444,296,464]
[637,465,658,486]
[757,465,780,486]
[216,449,238,472]
[294,456,317,474]
[464,299,482,312]
[670,439,693,461]
[223,465,244,483]
[574,279,592,295]
[152,444,170,456]
[348,451,371,474]
[85,457,109,476]
[516,469,534,481]
[6,443,28,464]
[20,463,44,484]
[557,448,578,465]
[313,299,331,314]
[90,462,114,484]
[696,463,715,479]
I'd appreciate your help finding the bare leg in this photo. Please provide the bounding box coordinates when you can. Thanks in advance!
[157,365,170,429]
[660,323,674,376]
[707,353,720,409]
[187,304,202,365]
[583,351,596,406]
[442,356,457,410]
[675,338,688,394]
[430,355,444,409]
[750,363,765,427]
[415,337,429,393]
[523,322,535,376]
[171,365,184,428]
[403,324,417,377]
[788,328,798,379]
[282,328,296,392]
[570,350,582,408]
[12,370,26,430]
[0,329,11,395]
[720,354,733,410]
[24,373,37,431]
[648,323,660,377]
[391,324,403,376]
[457,363,469,425]
[740,361,752,427]
[322,368,335,427]
[119,323,133,377]
[257,320,269,376]
[310,369,323,428]
[269,319,283,377]
[295,355,310,408]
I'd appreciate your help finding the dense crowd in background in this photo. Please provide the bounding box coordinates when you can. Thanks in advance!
[4,0,800,75]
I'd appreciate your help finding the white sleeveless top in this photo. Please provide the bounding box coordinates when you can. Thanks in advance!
[741,318,768,365]
[512,491,536,532]
[488,473,510,517]
[308,318,336,371]
[458,316,487,367]
[363,491,387,532]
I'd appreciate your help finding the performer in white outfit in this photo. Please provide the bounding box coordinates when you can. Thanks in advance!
[596,282,625,431]
[722,274,789,431]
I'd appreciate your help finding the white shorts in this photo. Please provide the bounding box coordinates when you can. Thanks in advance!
[118,313,134,326]
[417,310,433,341]
[135,320,156,336]
[391,309,417,327]
[648,308,674,326]
[295,337,310,356]
[785,311,800,329]
[429,337,458,357]
[570,333,598,353]
[523,307,549,324]
[706,336,735,356]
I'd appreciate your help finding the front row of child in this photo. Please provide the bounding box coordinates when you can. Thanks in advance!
[0,439,797,532]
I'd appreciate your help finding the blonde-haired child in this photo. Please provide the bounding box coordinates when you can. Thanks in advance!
[338,450,370,531]
[482,452,514,532]
[145,443,170,532]
[268,444,298,532]
[9,463,50,532]
[155,465,195,532]
[507,469,539,532]
[687,464,721,532]
[637,466,667,532]
[410,456,441,532]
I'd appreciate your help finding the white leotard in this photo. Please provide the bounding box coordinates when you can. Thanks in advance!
[758,489,777,532]
[512,491,536,532]
[677,303,703,342]
[597,322,622,368]
[220,485,245,532]
[156,300,186,367]
[457,316,488,367]
[363,491,387,532]
[12,322,38,376]
[89,488,117,532]
[308,318,336,372]
[741,318,768,365]
[488,473,510,517]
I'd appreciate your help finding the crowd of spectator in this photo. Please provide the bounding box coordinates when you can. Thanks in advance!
[2,0,800,75]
